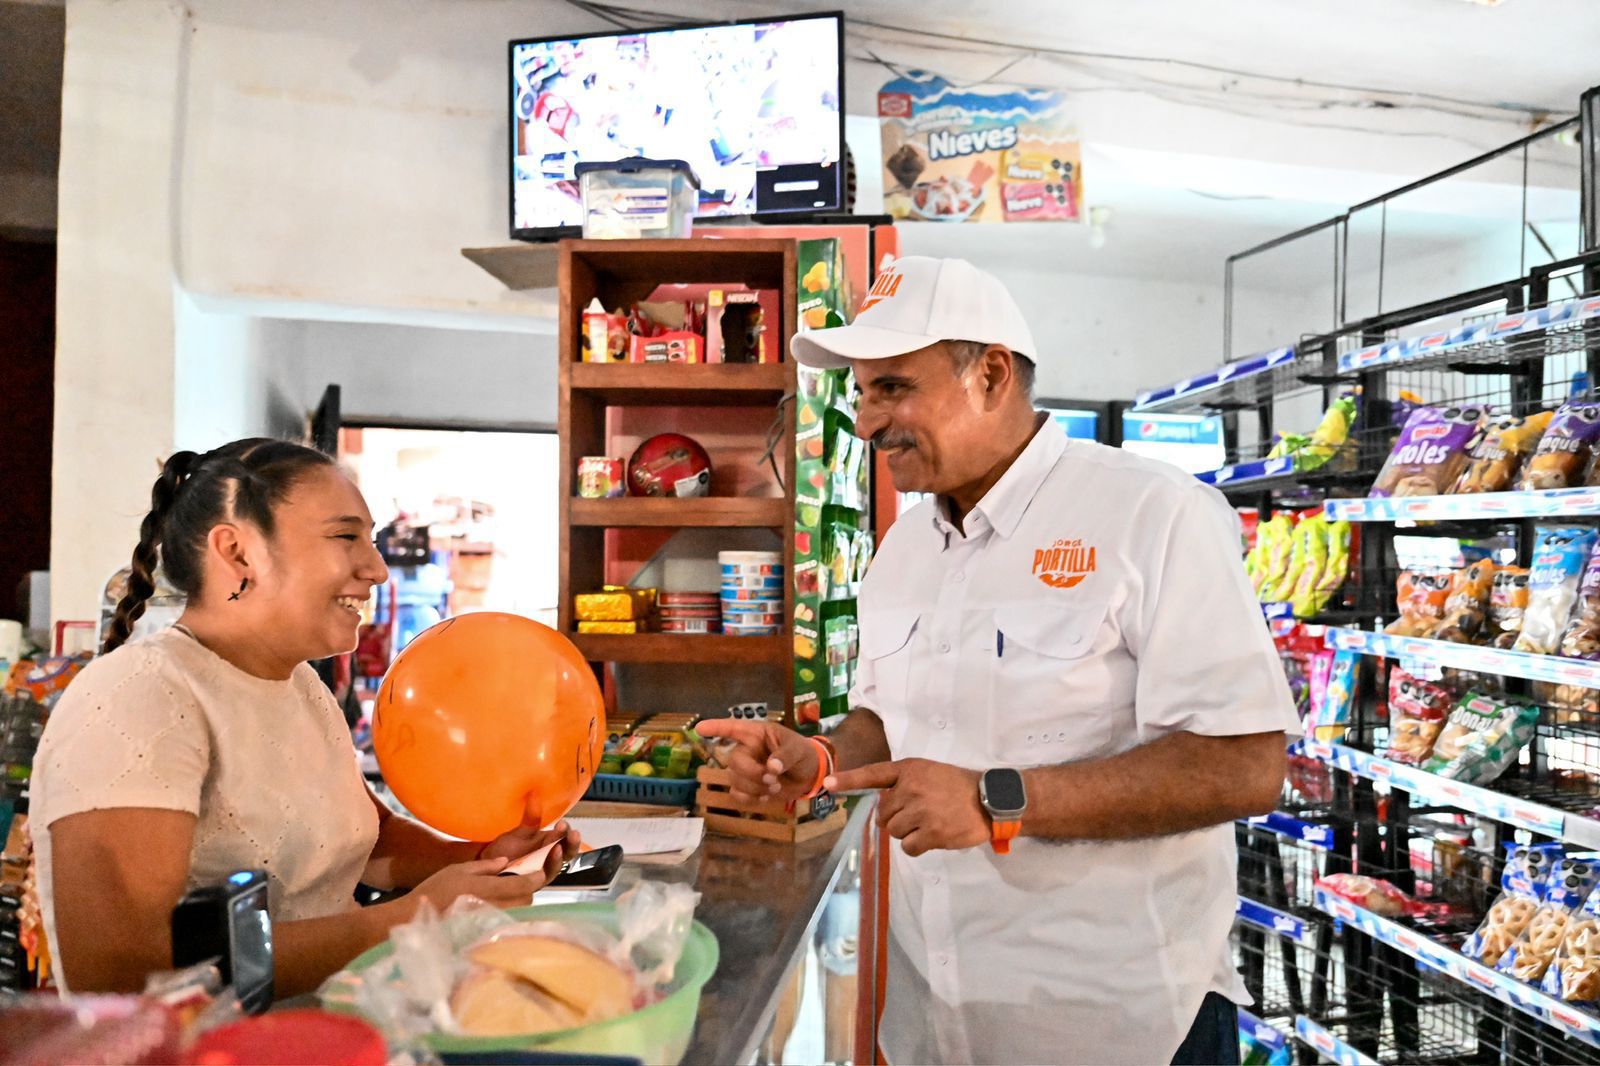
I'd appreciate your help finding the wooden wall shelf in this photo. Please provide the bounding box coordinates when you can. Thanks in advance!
[567,363,789,407]
[569,497,787,529]
[570,632,790,666]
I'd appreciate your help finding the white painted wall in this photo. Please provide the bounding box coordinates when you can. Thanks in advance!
[264,318,559,430]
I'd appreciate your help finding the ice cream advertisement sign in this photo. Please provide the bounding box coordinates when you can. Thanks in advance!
[879,71,1082,224]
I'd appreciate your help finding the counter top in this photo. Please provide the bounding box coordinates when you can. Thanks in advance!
[613,800,872,1065]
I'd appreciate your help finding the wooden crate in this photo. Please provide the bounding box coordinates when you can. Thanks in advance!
[695,766,848,843]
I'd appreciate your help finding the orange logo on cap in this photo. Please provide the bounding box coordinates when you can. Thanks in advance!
[858,270,902,315]
[1034,538,1096,589]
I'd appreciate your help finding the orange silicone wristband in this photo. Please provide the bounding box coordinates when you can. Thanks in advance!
[799,736,831,801]
[991,818,1021,855]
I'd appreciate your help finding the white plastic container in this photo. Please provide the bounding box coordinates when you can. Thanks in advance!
[575,158,700,240]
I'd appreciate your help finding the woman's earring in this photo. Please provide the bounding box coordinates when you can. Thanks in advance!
[229,577,248,602]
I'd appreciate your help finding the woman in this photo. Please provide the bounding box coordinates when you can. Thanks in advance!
[32,438,576,996]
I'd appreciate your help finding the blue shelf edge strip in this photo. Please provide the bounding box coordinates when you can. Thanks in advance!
[1292,738,1600,845]
[1325,488,1600,524]
[1134,346,1296,411]
[1338,294,1600,375]
[1313,887,1600,1047]
[1293,1015,1380,1065]
[1238,1009,1292,1054]
[1243,811,1334,849]
[1236,895,1312,944]
[1195,455,1297,487]
[1326,626,1600,691]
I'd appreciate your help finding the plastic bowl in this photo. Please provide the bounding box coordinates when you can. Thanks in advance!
[320,903,718,1065]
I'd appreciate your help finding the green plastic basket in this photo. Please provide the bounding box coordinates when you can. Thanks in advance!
[320,903,718,1065]
[583,772,697,807]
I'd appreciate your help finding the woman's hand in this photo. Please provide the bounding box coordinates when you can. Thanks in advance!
[406,856,550,914]
[477,819,583,874]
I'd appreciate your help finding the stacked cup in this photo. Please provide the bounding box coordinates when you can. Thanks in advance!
[719,550,785,637]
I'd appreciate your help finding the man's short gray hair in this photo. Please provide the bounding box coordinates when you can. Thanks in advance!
[947,340,1036,399]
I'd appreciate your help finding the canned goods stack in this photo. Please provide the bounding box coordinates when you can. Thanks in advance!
[658,592,721,635]
[719,551,784,637]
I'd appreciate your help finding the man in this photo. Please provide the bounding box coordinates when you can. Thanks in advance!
[698,256,1298,1065]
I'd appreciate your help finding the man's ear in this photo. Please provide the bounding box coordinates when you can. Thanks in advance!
[981,344,1015,406]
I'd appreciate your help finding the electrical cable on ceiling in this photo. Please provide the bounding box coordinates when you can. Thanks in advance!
[560,0,1562,140]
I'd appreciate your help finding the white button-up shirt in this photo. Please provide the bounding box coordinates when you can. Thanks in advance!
[855,415,1299,1065]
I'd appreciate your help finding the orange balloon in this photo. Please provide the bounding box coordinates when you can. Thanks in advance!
[372,612,604,841]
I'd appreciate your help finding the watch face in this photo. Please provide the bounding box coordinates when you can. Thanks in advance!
[984,768,1026,813]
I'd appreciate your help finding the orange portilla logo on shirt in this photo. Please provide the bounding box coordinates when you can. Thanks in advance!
[1033,538,1096,589]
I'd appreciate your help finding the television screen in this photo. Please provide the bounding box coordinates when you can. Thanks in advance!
[509,13,845,238]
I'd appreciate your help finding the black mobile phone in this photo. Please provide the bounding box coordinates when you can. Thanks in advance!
[170,869,274,1015]
[548,844,623,888]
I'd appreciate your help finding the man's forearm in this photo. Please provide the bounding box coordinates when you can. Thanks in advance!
[1020,731,1285,842]
[829,708,891,776]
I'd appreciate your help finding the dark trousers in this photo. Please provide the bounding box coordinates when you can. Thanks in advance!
[1170,992,1240,1066]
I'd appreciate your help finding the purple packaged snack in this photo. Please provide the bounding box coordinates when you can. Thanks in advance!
[1560,540,1600,660]
[1522,403,1600,490]
[1370,405,1488,498]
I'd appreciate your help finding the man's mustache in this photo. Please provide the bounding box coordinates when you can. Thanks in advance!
[871,430,916,451]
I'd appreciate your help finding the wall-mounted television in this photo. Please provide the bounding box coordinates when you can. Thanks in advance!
[509,12,845,240]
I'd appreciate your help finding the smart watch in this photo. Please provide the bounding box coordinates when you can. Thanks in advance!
[979,768,1027,855]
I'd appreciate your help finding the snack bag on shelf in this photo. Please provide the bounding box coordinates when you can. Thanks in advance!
[1315,873,1415,917]
[1298,394,1359,472]
[1306,650,1359,743]
[1385,571,1452,637]
[1312,520,1354,612]
[1560,539,1600,660]
[1522,402,1600,490]
[1544,863,1600,1002]
[1288,515,1330,618]
[1421,691,1540,785]
[1514,527,1599,654]
[1487,566,1532,648]
[1252,514,1295,599]
[1370,405,1488,498]
[1534,681,1600,723]
[1263,518,1313,605]
[1454,410,1555,493]
[1500,857,1600,983]
[1433,559,1496,643]
[1385,668,1452,765]
[1463,842,1567,967]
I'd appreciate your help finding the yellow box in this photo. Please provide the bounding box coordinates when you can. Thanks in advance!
[575,587,656,622]
[577,620,644,635]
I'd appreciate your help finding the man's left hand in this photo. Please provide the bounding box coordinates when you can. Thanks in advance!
[827,759,989,857]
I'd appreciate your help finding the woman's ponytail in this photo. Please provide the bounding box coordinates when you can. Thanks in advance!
[101,451,197,655]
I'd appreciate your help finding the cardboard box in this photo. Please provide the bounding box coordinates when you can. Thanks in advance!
[628,331,702,363]
[705,288,782,364]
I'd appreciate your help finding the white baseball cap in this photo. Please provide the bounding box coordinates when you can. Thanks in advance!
[789,256,1037,370]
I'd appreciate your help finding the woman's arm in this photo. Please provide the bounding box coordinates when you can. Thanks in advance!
[360,787,584,892]
[359,787,476,890]
[48,807,559,998]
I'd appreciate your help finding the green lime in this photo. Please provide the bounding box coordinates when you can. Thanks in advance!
[626,762,656,778]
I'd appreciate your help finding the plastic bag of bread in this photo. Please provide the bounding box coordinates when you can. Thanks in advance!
[1370,405,1487,498]
[1522,402,1600,490]
[1455,410,1554,493]
[1462,842,1566,967]
[1421,691,1540,785]
[333,881,702,1047]
[1499,857,1599,983]
[1315,873,1413,917]
[1386,668,1452,765]
[1487,566,1531,648]
[1535,681,1600,724]
[1544,864,1600,1001]
[1385,571,1452,637]
[1433,559,1496,643]
[1515,527,1598,654]
[1560,539,1600,660]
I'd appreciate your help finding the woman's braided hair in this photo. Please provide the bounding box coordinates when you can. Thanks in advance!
[101,438,335,655]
